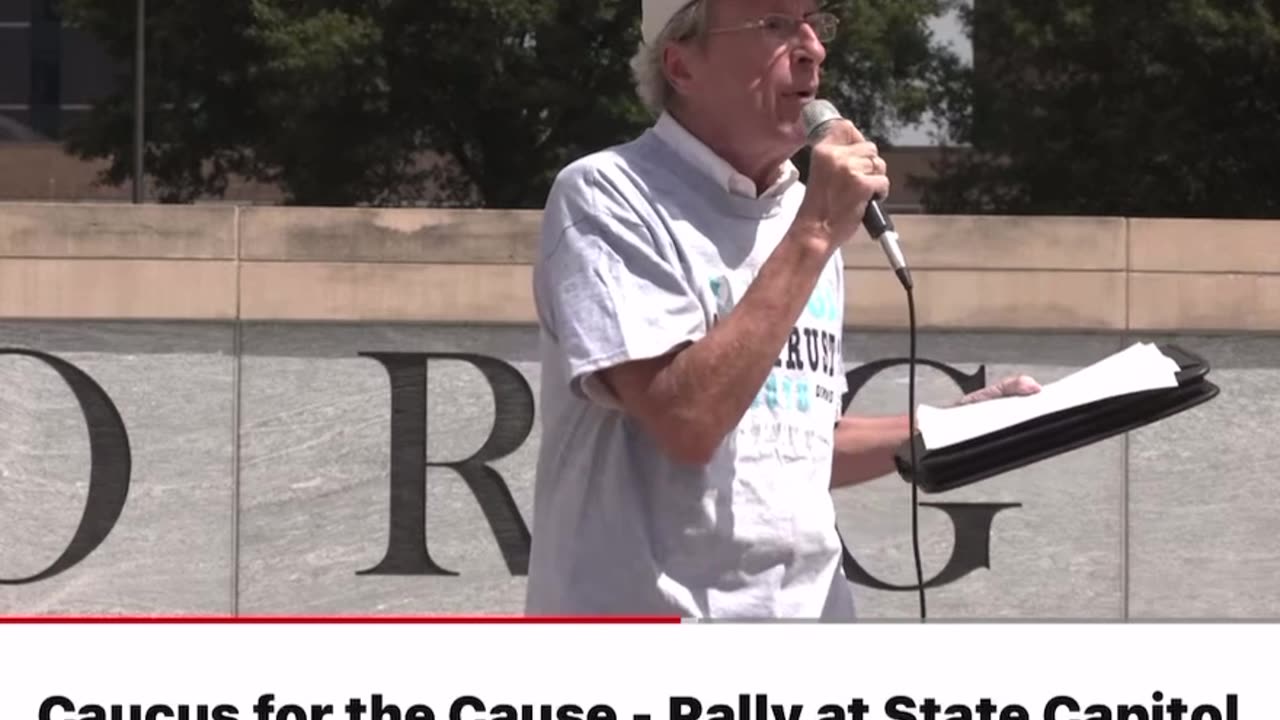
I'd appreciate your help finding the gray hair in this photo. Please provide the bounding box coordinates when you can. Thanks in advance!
[629,0,709,116]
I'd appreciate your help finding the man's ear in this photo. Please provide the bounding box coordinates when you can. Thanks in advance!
[663,43,698,98]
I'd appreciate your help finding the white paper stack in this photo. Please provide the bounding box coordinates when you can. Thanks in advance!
[916,342,1182,450]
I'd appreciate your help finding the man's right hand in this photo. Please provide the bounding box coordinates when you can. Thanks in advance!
[792,118,891,251]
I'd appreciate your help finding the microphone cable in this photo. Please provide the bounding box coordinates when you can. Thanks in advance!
[867,205,925,622]
[904,271,924,621]
[800,99,925,620]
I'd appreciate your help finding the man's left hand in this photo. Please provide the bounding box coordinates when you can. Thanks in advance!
[955,374,1042,405]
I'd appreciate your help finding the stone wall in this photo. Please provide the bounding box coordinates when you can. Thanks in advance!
[1,202,1276,618]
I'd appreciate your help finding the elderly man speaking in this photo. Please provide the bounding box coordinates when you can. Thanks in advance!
[525,0,1039,619]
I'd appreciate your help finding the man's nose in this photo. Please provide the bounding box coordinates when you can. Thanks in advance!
[793,24,827,65]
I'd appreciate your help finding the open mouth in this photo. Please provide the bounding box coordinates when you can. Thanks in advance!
[786,90,817,102]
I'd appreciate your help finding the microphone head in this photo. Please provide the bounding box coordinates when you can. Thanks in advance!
[800,99,842,145]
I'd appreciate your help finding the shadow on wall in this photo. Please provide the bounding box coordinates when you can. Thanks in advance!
[0,139,939,209]
[848,331,1280,370]
[0,142,283,204]
[0,321,1278,372]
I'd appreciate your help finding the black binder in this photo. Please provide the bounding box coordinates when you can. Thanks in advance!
[893,343,1220,494]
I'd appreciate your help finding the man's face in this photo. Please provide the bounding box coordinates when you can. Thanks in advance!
[676,0,828,156]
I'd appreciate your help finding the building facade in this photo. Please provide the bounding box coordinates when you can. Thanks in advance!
[0,0,121,142]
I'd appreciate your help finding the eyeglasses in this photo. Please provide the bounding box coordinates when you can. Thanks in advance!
[706,12,840,44]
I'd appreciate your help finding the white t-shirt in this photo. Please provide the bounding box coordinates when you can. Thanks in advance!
[526,114,854,619]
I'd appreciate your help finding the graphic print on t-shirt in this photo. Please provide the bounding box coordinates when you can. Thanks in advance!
[707,267,844,452]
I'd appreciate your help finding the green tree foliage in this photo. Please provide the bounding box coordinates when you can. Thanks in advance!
[61,0,962,207]
[920,1,1280,217]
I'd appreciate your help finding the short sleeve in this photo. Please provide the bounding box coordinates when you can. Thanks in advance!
[534,162,706,407]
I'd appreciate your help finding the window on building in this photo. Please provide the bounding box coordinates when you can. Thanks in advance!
[0,0,30,22]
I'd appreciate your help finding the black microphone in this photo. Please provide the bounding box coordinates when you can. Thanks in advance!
[800,99,913,291]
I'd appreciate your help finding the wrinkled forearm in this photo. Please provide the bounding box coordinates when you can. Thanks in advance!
[615,227,837,466]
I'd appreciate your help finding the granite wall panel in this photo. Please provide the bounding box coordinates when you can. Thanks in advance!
[1126,335,1280,619]
[835,332,1127,619]
[235,325,540,615]
[0,322,235,614]
[0,321,1255,619]
[235,326,1136,619]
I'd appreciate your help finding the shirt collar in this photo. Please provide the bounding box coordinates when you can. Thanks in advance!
[652,111,800,199]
